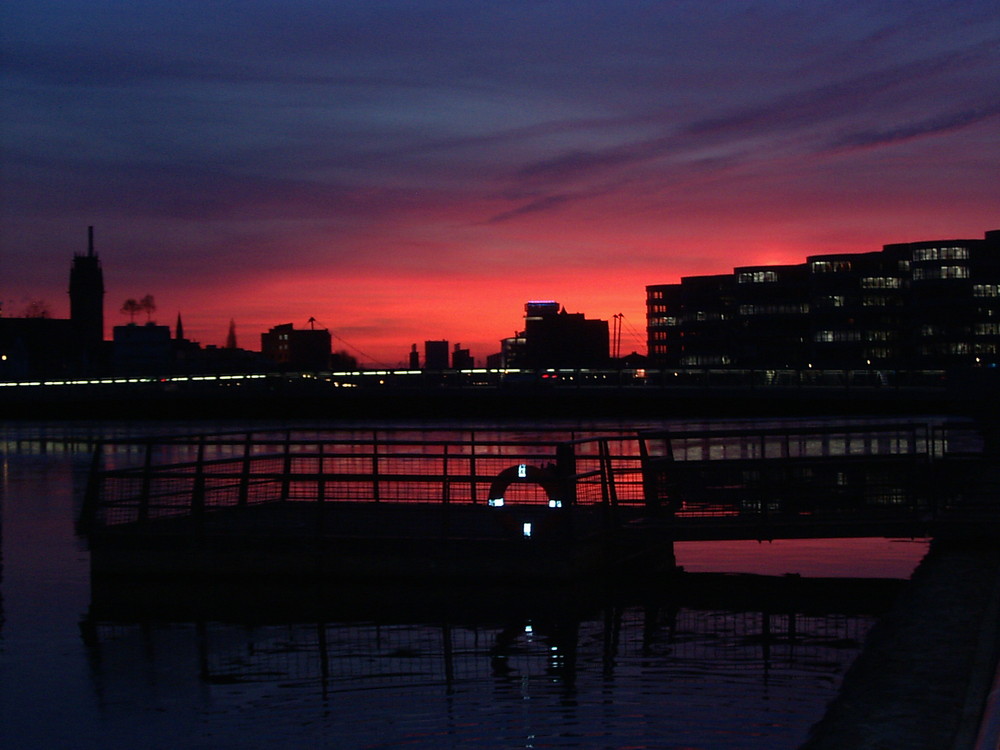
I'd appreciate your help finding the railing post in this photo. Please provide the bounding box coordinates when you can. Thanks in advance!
[442,443,450,505]
[597,441,611,507]
[238,432,252,507]
[192,436,206,522]
[316,441,326,504]
[372,431,380,503]
[469,432,478,504]
[139,439,153,524]
[281,430,292,502]
[604,440,619,507]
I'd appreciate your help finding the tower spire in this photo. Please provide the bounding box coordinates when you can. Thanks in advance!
[88,225,95,257]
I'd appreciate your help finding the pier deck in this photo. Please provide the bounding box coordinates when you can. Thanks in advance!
[79,420,996,582]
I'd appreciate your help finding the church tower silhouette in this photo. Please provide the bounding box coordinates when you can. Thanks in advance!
[69,226,105,354]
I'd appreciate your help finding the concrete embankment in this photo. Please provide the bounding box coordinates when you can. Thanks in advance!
[800,538,1000,750]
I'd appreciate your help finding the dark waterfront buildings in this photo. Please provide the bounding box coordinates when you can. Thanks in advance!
[424,340,450,370]
[69,225,105,359]
[513,301,610,369]
[261,323,333,371]
[1,226,106,378]
[647,230,1000,370]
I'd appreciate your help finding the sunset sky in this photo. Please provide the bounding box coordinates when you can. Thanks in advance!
[3,1,998,366]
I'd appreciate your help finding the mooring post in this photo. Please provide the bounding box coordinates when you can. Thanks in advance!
[78,440,105,534]
[556,442,577,506]
[638,437,661,514]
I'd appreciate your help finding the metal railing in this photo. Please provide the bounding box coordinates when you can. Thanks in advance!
[80,420,985,533]
[80,428,651,530]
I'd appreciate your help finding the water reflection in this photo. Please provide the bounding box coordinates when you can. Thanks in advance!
[0,421,931,749]
[79,578,893,749]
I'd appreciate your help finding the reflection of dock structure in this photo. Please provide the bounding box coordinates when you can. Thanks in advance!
[81,576,886,705]
[79,420,997,582]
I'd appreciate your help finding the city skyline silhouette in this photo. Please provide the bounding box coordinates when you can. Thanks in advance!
[3,2,998,366]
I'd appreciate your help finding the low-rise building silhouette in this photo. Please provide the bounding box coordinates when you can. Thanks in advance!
[261,322,333,371]
[423,340,449,370]
[498,301,610,369]
[647,230,1000,370]
[113,322,172,375]
[452,343,473,369]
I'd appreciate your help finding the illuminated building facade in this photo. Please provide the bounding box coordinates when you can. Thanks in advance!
[647,230,1000,370]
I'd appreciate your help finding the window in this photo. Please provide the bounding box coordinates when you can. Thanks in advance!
[815,330,861,343]
[914,246,970,262]
[739,304,809,315]
[944,247,969,260]
[815,295,845,308]
[810,260,852,274]
[974,323,1000,336]
[973,285,1000,297]
[861,277,901,289]
[737,270,779,284]
[865,330,896,342]
[913,265,969,280]
[866,347,895,359]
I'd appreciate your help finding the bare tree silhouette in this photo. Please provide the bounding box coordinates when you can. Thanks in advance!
[139,294,156,322]
[21,299,52,318]
[120,298,141,323]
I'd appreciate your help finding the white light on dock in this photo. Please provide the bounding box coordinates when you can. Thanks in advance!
[488,498,505,507]
[522,522,532,537]
[548,499,562,508]
[518,464,527,478]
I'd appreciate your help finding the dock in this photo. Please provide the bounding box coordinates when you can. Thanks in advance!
[78,419,997,583]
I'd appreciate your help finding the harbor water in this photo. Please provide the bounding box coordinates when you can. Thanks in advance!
[1,421,930,749]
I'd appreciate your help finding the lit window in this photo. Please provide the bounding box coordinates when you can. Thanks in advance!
[737,270,779,284]
[913,265,969,280]
[810,261,851,274]
[860,277,901,289]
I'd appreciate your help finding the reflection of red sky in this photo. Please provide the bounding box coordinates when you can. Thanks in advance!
[675,538,930,579]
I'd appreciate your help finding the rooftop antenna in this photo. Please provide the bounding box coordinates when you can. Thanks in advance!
[88,226,95,257]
